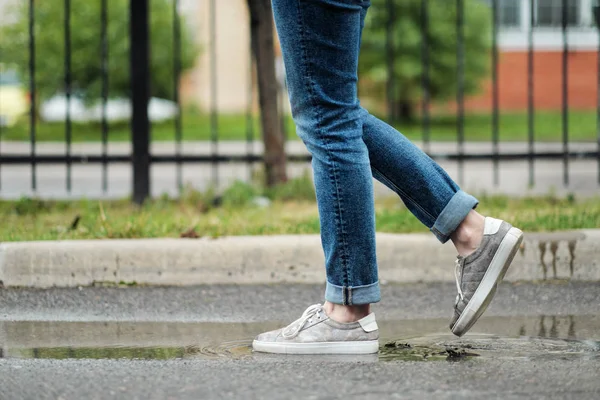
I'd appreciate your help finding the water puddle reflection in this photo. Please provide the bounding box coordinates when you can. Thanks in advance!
[1,315,598,362]
[380,334,600,362]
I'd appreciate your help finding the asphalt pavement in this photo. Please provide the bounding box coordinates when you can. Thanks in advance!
[3,356,599,400]
[1,282,599,399]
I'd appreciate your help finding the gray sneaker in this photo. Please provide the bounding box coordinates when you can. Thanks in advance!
[252,304,379,354]
[450,217,524,337]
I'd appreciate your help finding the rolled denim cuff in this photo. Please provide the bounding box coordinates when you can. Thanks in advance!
[325,280,381,305]
[431,190,479,244]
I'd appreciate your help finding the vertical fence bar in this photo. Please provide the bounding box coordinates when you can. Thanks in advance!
[277,48,288,142]
[29,0,37,192]
[209,0,219,188]
[456,0,465,185]
[130,0,151,204]
[246,30,255,181]
[385,0,396,122]
[0,86,1,191]
[421,0,430,153]
[284,80,290,140]
[527,0,535,187]
[0,91,2,191]
[491,0,499,185]
[173,0,183,192]
[64,0,72,192]
[279,78,288,142]
[101,0,109,193]
[561,0,569,186]
[596,4,600,185]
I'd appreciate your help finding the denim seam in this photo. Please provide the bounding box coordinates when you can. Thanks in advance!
[295,0,351,296]
[372,166,436,224]
[431,226,448,242]
[327,280,379,290]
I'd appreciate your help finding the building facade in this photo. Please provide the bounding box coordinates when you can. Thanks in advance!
[184,0,598,114]
[4,0,594,113]
[466,0,598,111]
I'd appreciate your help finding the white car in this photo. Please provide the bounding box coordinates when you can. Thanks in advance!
[40,95,179,123]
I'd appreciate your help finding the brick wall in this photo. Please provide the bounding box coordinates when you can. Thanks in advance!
[464,50,598,112]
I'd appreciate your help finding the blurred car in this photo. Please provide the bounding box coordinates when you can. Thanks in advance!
[40,95,178,123]
[0,68,29,127]
[0,64,177,126]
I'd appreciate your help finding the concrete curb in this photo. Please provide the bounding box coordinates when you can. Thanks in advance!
[0,230,598,288]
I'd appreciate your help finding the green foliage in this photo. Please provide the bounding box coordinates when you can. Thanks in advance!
[0,0,198,102]
[179,184,218,213]
[11,197,51,216]
[219,174,317,207]
[221,181,260,208]
[359,0,492,117]
[1,110,598,143]
[265,172,316,202]
[1,193,599,241]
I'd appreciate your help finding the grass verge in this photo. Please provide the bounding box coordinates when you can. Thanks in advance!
[1,110,596,142]
[1,177,598,242]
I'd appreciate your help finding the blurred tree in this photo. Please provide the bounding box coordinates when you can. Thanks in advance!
[247,0,287,186]
[0,0,198,102]
[359,0,491,121]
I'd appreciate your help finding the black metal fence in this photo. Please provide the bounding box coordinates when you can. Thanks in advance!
[0,0,599,203]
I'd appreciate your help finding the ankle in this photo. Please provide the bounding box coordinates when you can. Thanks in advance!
[323,301,370,323]
[451,210,485,256]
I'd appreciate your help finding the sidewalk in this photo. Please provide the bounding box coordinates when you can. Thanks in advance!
[1,230,597,288]
[1,141,598,199]
[0,140,595,155]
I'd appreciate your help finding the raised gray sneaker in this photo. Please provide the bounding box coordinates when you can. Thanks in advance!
[450,217,524,337]
[252,304,379,354]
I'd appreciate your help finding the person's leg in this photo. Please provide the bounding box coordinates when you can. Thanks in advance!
[273,0,379,307]
[353,4,522,337]
[252,0,380,354]
[354,4,483,255]
[359,110,523,337]
[360,110,481,248]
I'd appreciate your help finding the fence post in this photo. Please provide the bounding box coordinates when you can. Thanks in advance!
[385,0,396,122]
[130,0,151,204]
[594,1,600,185]
[561,0,569,186]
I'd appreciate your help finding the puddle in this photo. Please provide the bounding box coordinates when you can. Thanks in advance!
[0,315,598,362]
[10,342,254,361]
[379,334,600,362]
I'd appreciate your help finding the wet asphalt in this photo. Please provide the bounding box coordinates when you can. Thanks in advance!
[2,281,599,323]
[1,282,599,399]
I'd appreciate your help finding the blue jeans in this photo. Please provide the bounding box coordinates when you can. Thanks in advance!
[272,0,478,305]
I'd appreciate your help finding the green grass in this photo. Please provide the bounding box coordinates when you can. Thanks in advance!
[1,110,596,142]
[1,177,598,242]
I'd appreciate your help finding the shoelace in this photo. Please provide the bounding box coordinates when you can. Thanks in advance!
[282,304,324,339]
[454,258,464,307]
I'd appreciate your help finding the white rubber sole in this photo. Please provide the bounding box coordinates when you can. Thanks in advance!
[451,227,524,337]
[252,339,380,355]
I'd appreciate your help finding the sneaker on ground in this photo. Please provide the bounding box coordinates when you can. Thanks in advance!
[252,304,379,355]
[450,217,524,337]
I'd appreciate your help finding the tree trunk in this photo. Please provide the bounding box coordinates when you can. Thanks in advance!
[247,0,287,186]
